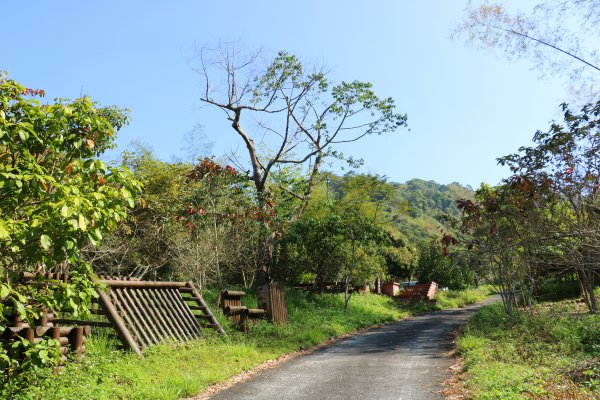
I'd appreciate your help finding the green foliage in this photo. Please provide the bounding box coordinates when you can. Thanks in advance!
[391,179,474,244]
[537,279,581,302]
[0,75,139,271]
[3,289,445,399]
[278,173,419,297]
[280,213,388,287]
[458,301,600,399]
[415,239,474,290]
[433,285,494,309]
[0,73,140,379]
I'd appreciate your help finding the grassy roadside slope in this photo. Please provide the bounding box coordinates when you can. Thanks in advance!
[457,300,600,399]
[5,287,493,400]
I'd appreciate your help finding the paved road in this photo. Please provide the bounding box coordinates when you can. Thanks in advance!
[209,297,498,400]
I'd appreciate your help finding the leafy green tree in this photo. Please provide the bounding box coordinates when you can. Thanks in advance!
[198,46,407,285]
[381,226,418,282]
[0,73,140,377]
[498,100,600,313]
[415,239,473,290]
[83,146,193,280]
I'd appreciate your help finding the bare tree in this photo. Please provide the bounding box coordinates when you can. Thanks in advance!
[196,43,407,284]
[453,1,600,102]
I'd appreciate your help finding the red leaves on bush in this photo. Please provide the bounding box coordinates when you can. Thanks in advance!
[22,88,45,97]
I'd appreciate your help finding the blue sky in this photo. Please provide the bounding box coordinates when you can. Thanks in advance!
[3,1,575,187]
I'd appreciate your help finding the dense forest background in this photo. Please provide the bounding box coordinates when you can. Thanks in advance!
[87,144,475,293]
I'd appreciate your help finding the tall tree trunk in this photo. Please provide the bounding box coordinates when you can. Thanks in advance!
[344,239,356,312]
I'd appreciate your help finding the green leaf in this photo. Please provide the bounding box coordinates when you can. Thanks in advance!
[38,349,48,362]
[78,214,87,231]
[0,284,10,299]
[0,222,9,239]
[60,204,70,218]
[40,234,51,250]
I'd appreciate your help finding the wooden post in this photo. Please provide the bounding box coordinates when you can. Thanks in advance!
[257,282,288,324]
[69,327,84,356]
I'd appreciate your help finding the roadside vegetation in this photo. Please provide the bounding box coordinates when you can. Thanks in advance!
[433,285,493,310]
[3,287,488,400]
[3,4,600,395]
[1,63,484,399]
[458,292,600,399]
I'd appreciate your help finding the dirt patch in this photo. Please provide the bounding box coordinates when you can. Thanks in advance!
[438,356,469,400]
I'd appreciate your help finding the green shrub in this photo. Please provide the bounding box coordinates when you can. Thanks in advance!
[458,301,600,399]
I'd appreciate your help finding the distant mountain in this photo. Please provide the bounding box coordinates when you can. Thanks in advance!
[390,179,474,245]
[322,173,475,246]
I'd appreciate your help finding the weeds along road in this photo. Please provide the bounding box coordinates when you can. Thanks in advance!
[207,297,499,400]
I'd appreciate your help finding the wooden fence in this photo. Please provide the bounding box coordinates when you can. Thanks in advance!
[18,273,225,356]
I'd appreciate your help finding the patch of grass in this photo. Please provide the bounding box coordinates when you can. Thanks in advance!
[433,285,495,310]
[457,300,600,399]
[5,287,490,399]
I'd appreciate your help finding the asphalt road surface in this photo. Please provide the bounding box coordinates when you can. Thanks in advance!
[209,297,498,400]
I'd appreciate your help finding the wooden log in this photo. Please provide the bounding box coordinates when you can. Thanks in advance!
[24,328,35,343]
[223,290,246,298]
[128,288,165,344]
[34,336,70,346]
[167,288,201,337]
[110,288,148,347]
[257,282,288,324]
[121,288,160,345]
[35,325,91,337]
[98,280,187,289]
[144,289,183,342]
[151,288,190,341]
[222,296,242,322]
[186,282,226,336]
[147,289,187,342]
[162,288,198,339]
[69,327,85,356]
[225,306,248,316]
[156,289,193,340]
[189,305,208,311]
[50,319,111,328]
[137,289,172,342]
[112,288,153,345]
[98,287,142,355]
[246,309,267,317]
[37,311,50,327]
[3,327,24,339]
[239,314,249,334]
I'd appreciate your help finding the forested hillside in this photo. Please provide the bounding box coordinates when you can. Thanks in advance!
[323,175,474,245]
[390,179,474,244]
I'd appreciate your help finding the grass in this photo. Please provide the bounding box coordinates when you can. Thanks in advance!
[4,286,492,400]
[457,299,600,399]
[433,285,495,309]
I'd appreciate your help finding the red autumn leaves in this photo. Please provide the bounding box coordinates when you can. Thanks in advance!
[180,158,276,230]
